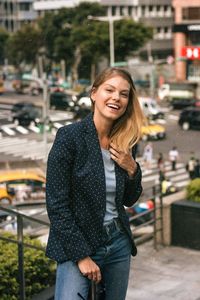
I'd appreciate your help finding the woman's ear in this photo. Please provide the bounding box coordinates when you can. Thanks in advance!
[90,88,96,103]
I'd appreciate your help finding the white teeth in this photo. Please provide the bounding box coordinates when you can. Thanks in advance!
[107,104,119,109]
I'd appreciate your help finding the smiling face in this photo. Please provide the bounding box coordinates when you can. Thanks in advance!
[91,75,130,124]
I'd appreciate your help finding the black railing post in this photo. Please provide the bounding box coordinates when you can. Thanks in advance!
[90,281,96,300]
[152,185,157,250]
[159,183,164,245]
[17,214,25,300]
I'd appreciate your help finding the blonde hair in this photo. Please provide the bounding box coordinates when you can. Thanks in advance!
[91,67,145,153]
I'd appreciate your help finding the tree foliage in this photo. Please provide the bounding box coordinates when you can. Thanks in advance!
[6,24,42,66]
[0,232,56,299]
[186,178,200,203]
[5,2,153,80]
[0,27,9,64]
[114,20,153,61]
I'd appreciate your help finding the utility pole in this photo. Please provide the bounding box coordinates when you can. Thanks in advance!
[88,14,126,67]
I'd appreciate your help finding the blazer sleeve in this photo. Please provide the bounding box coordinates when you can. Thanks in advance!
[123,162,143,207]
[123,145,143,207]
[46,126,92,262]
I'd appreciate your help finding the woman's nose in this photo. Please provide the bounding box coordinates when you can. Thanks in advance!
[112,91,120,100]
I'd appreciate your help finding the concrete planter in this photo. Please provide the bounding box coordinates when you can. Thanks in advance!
[171,200,200,250]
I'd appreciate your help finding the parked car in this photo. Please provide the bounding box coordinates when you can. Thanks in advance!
[11,102,42,126]
[0,170,46,205]
[170,98,197,109]
[141,123,166,141]
[178,107,200,130]
[50,91,75,110]
[13,78,43,96]
[193,99,200,107]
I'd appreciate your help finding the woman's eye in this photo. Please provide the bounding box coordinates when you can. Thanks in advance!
[121,93,129,98]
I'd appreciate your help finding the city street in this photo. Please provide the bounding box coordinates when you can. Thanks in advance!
[1,87,200,201]
[1,88,200,165]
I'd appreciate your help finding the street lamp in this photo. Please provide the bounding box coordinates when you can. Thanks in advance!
[88,14,126,67]
[37,47,49,162]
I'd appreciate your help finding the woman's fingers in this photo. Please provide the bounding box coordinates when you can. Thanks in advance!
[78,257,102,282]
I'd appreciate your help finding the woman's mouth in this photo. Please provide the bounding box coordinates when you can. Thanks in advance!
[106,103,120,110]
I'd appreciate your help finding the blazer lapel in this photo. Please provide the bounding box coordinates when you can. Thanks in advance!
[83,114,106,205]
[82,113,126,208]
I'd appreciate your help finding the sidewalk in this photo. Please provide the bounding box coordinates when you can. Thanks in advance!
[127,241,200,300]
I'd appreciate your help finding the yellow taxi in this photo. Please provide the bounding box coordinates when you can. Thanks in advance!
[141,123,166,141]
[0,79,5,94]
[0,170,46,205]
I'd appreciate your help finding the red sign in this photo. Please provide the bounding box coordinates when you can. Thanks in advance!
[181,47,200,60]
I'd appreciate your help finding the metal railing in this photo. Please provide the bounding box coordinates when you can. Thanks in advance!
[0,204,50,300]
[131,184,164,249]
[0,185,163,300]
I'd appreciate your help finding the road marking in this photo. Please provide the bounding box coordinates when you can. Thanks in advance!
[53,122,63,129]
[1,125,16,136]
[168,114,179,121]
[0,103,13,110]
[16,126,29,134]
[28,124,40,133]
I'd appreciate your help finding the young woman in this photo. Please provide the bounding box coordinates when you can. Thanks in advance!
[46,67,144,300]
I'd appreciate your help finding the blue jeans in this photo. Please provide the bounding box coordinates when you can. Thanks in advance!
[55,218,132,300]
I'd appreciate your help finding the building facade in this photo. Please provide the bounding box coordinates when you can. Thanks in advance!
[0,0,96,31]
[0,0,37,32]
[172,0,200,82]
[101,0,174,60]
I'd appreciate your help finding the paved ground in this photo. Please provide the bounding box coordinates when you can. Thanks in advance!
[127,241,200,300]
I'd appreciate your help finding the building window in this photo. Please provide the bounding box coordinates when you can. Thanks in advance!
[164,5,168,12]
[112,6,116,16]
[128,6,132,16]
[19,3,30,11]
[183,7,200,20]
[119,6,123,15]
[141,5,145,16]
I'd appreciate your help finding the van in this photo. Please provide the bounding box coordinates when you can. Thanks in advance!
[158,83,196,101]
[0,170,46,205]
[139,97,164,120]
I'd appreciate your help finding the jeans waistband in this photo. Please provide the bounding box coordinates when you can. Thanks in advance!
[103,218,123,236]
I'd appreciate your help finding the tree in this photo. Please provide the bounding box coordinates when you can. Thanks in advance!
[6,24,42,66]
[38,3,107,84]
[0,27,9,65]
[114,20,153,61]
[5,2,153,83]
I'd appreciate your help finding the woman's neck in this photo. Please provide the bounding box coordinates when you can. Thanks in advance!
[93,117,112,150]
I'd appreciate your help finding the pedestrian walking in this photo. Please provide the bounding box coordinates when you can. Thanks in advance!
[194,159,200,178]
[45,67,144,300]
[186,153,196,180]
[143,142,153,170]
[157,152,165,172]
[168,146,179,171]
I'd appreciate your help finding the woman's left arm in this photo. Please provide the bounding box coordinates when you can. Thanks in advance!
[109,143,143,206]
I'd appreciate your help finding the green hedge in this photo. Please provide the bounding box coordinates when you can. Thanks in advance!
[186,178,200,203]
[0,232,56,300]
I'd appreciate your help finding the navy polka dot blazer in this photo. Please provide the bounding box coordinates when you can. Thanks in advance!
[46,113,143,263]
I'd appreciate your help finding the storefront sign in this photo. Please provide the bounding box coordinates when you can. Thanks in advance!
[173,24,200,32]
[181,47,200,60]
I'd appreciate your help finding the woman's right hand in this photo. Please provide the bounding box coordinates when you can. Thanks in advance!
[78,256,102,283]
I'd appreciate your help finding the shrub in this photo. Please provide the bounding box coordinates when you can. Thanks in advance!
[0,232,56,300]
[186,178,200,203]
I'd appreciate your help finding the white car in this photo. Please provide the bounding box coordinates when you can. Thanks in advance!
[78,96,92,108]
[139,97,164,120]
